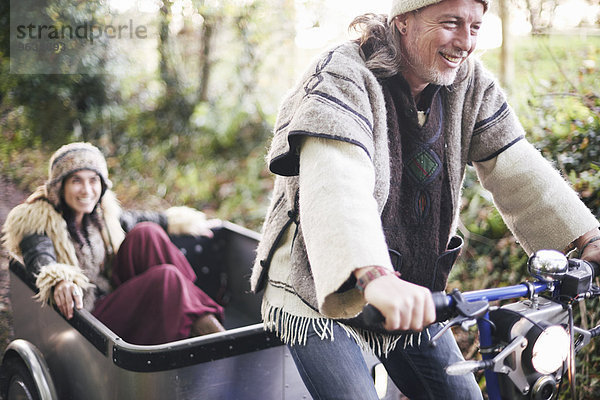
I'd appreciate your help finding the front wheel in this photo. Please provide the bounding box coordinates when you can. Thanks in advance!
[0,357,40,400]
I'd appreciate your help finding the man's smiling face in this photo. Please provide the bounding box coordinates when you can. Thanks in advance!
[395,0,484,93]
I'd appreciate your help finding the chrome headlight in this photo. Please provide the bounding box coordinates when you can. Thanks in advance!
[529,325,570,374]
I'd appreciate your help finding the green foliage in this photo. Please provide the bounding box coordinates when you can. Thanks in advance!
[0,0,112,147]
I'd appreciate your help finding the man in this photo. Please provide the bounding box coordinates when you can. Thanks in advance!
[251,0,600,398]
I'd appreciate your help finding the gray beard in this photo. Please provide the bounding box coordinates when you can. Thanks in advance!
[402,43,460,86]
[418,64,458,87]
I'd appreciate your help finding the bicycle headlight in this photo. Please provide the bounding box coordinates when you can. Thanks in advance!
[529,325,570,374]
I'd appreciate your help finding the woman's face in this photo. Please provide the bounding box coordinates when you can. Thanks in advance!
[63,170,102,225]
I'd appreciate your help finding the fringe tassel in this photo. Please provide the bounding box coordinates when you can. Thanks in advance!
[262,301,429,356]
[262,300,335,346]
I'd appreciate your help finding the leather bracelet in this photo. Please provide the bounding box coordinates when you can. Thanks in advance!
[580,236,600,256]
[356,266,400,292]
[563,240,577,254]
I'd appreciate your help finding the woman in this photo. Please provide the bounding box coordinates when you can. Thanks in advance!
[2,142,225,345]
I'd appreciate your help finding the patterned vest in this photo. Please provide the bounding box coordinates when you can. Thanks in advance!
[381,75,455,291]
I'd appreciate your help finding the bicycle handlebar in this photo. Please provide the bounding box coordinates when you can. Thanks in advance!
[361,292,449,330]
[361,259,599,330]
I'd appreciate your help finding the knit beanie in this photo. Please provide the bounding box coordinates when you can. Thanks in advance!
[388,0,489,24]
[46,142,112,206]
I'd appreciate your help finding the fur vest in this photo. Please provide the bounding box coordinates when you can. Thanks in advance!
[2,186,125,309]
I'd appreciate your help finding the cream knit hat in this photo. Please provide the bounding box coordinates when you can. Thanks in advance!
[388,0,489,24]
[46,142,112,206]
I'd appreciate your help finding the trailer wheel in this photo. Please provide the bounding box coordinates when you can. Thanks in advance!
[1,357,40,400]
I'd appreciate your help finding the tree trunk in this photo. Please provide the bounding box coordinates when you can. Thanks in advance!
[198,18,214,103]
[499,0,514,92]
[158,3,178,91]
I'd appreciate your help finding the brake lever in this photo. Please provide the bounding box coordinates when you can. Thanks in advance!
[429,315,475,347]
[430,289,489,347]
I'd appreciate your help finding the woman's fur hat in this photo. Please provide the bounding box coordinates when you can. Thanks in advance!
[46,142,112,207]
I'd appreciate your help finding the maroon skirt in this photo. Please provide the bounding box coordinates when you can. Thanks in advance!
[92,222,224,345]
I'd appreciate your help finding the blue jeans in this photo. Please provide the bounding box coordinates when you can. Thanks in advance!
[287,322,482,400]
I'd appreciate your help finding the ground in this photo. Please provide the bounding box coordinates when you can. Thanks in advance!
[0,176,26,356]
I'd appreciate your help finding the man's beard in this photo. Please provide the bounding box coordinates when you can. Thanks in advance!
[402,38,464,86]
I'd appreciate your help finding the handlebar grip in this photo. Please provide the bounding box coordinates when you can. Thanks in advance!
[362,303,385,328]
[587,261,600,280]
[361,291,451,329]
[432,291,450,317]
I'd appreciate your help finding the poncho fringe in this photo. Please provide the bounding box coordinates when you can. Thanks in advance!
[262,299,431,356]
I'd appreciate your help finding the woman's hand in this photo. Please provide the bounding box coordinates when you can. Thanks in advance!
[53,280,83,319]
[190,218,222,238]
[166,206,222,238]
[358,268,436,331]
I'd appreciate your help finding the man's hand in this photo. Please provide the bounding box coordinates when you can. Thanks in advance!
[576,228,600,265]
[53,280,83,319]
[357,267,436,331]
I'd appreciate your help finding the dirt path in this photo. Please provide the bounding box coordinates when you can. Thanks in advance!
[0,176,27,355]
